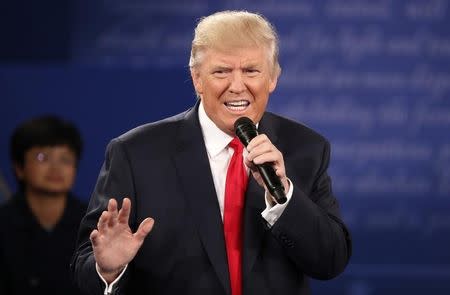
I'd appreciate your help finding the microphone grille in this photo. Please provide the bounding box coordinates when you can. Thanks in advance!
[234,116,254,130]
[234,117,258,146]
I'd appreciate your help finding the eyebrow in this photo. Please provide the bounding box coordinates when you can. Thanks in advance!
[211,66,231,71]
[211,63,261,70]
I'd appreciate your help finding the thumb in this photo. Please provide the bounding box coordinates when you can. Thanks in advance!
[134,217,155,242]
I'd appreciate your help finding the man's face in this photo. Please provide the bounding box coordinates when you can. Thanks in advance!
[15,145,77,196]
[191,46,278,135]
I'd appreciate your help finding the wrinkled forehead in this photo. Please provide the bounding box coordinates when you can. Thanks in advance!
[195,45,272,68]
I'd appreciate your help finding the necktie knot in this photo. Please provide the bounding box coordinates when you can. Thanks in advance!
[229,137,244,154]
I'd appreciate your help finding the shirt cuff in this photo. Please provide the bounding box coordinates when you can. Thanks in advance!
[261,178,294,227]
[95,263,128,295]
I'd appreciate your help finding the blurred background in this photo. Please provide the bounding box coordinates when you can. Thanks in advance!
[1,0,449,294]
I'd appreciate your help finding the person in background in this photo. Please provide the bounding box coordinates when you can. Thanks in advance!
[0,170,11,202]
[72,10,351,295]
[0,115,87,295]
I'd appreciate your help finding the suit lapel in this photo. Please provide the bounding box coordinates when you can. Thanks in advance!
[173,103,231,294]
[172,108,281,289]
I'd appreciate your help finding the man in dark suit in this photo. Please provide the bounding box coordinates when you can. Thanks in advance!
[72,10,351,295]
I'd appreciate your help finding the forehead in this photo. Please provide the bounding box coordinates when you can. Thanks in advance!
[26,145,75,155]
[201,46,270,67]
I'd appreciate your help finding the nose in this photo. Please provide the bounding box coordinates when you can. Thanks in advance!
[228,71,246,94]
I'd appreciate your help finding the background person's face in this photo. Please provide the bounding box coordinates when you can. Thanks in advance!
[192,46,278,135]
[15,145,77,195]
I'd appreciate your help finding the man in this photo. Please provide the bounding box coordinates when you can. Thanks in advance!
[0,115,86,295]
[72,10,351,295]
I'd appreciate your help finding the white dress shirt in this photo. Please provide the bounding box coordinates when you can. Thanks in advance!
[99,102,294,294]
[197,101,293,224]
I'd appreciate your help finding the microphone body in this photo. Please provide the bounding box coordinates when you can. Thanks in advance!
[234,117,287,204]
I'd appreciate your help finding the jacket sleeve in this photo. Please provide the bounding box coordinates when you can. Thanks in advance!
[71,138,136,295]
[270,140,352,280]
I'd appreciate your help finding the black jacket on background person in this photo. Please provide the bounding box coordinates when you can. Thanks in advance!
[0,193,86,295]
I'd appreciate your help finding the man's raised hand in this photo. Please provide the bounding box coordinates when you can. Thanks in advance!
[90,198,154,283]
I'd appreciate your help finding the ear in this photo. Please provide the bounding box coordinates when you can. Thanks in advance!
[14,163,25,180]
[190,68,203,95]
[268,73,278,93]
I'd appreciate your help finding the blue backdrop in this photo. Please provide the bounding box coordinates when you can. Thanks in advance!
[1,1,449,294]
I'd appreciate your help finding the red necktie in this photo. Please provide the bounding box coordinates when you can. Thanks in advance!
[224,137,248,295]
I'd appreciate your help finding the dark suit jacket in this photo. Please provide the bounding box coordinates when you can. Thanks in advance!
[0,193,86,295]
[72,103,351,295]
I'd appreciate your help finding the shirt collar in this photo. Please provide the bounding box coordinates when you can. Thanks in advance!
[198,101,234,158]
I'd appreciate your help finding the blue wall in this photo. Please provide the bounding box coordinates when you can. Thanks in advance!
[1,1,449,294]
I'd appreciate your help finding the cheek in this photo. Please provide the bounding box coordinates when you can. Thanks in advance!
[21,168,46,187]
[249,83,270,103]
[64,167,77,180]
[208,79,229,95]
[26,165,47,179]
[63,172,76,189]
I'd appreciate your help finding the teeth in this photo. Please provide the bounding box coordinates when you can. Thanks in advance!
[225,100,249,111]
[225,100,249,107]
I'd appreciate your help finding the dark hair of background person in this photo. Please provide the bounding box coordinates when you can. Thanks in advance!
[10,115,83,190]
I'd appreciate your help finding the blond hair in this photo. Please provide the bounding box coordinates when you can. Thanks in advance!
[189,10,281,77]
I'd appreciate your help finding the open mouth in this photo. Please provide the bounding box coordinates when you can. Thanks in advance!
[224,100,250,111]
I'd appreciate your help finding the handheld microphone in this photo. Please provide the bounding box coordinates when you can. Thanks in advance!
[234,117,287,204]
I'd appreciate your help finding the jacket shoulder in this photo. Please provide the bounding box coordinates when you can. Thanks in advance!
[107,109,192,153]
[264,112,329,145]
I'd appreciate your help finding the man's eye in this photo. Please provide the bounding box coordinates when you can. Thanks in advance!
[212,70,229,77]
[245,69,259,75]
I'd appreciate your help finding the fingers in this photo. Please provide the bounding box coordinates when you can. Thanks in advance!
[118,198,131,224]
[134,218,155,242]
[246,134,289,191]
[246,134,284,168]
[246,134,270,151]
[97,198,119,230]
[90,229,99,247]
[247,144,275,164]
[107,198,118,227]
[96,197,128,234]
[244,158,257,171]
[97,210,110,232]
